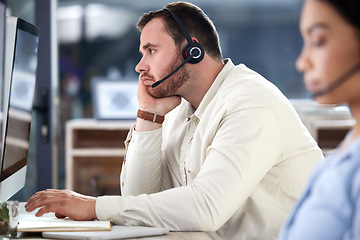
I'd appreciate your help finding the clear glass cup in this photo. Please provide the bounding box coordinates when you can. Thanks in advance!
[0,201,19,238]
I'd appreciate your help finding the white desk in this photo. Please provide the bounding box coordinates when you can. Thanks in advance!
[17,231,213,240]
[14,203,213,240]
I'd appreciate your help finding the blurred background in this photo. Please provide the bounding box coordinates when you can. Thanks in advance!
[7,0,313,201]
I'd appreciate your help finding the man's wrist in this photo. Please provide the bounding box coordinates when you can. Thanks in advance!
[137,109,165,124]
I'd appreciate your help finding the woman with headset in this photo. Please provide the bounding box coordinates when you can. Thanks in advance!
[279,0,360,239]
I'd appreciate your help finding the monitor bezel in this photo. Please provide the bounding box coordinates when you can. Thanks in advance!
[0,16,39,184]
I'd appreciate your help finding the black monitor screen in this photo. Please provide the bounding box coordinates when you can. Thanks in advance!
[0,18,39,181]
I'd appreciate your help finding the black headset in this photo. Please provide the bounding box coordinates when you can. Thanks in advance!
[165,8,205,64]
[152,8,205,88]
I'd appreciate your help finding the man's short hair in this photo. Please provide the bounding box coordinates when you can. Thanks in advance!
[137,2,223,61]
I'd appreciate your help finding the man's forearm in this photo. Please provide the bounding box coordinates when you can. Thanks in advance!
[121,127,163,196]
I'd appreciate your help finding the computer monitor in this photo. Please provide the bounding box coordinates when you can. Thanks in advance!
[0,16,39,201]
[0,0,5,155]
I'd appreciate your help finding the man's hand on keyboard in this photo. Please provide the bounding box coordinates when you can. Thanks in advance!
[24,189,97,221]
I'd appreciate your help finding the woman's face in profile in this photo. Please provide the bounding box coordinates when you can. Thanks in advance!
[296,0,360,105]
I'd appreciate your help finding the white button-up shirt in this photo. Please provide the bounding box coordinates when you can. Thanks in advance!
[96,59,323,239]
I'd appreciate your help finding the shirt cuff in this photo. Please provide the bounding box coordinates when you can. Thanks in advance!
[96,196,122,222]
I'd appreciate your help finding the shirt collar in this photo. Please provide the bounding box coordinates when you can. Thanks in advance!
[186,58,234,120]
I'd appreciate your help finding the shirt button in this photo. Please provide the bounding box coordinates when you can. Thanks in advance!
[193,120,199,126]
[180,158,185,163]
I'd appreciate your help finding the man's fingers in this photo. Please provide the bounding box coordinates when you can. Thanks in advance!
[55,212,66,218]
[26,190,63,212]
[24,189,96,221]
[34,206,51,217]
[33,202,69,218]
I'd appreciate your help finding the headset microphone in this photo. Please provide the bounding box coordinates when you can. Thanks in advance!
[312,62,360,98]
[152,7,204,88]
[152,55,193,88]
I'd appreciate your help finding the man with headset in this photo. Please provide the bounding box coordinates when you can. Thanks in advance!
[26,2,323,239]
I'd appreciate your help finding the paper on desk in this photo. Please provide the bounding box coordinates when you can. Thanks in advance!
[17,217,111,232]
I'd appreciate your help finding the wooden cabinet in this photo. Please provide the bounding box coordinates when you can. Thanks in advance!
[65,119,134,196]
[306,119,354,153]
[292,100,355,154]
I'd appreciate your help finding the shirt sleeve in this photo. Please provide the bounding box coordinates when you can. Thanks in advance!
[97,105,285,232]
[278,155,359,240]
[350,164,360,239]
[120,125,163,196]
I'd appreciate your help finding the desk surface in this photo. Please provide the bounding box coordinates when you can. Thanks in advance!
[16,202,213,240]
[17,231,213,240]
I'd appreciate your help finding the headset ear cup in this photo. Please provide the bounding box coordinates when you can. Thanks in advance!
[182,42,205,64]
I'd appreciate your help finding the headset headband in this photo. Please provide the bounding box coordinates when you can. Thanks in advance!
[164,8,193,44]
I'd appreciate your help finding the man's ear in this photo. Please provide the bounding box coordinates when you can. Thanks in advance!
[191,37,200,43]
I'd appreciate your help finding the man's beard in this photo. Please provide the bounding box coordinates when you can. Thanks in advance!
[148,57,190,98]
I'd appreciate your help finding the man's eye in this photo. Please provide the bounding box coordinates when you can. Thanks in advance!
[149,49,155,54]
